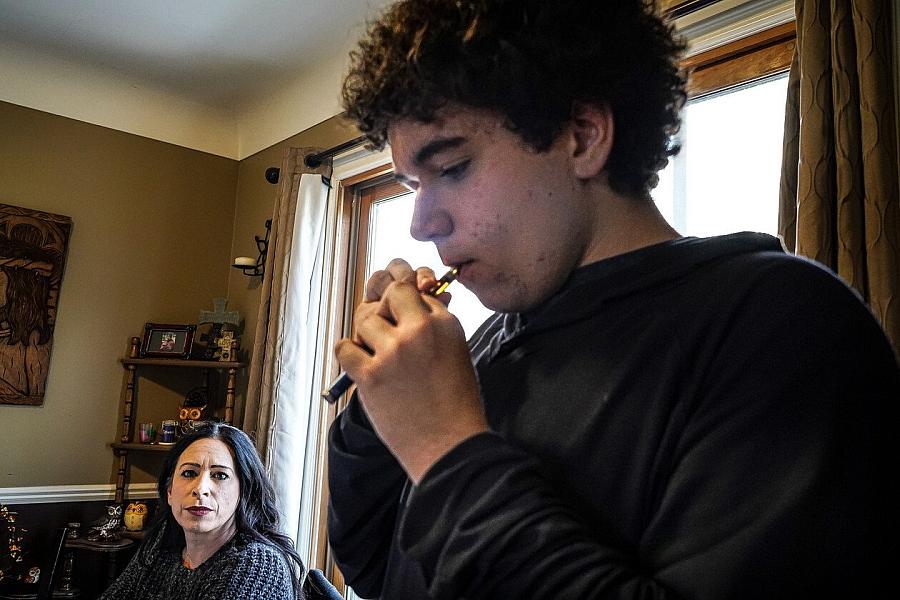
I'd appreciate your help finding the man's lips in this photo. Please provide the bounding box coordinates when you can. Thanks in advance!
[442,259,471,276]
[185,507,213,516]
[448,260,474,283]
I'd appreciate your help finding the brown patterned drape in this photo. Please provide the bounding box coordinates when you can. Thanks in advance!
[242,146,332,458]
[779,0,900,350]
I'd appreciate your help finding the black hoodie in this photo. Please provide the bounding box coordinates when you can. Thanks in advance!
[328,233,899,600]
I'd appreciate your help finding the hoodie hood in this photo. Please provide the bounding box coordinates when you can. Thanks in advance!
[503,232,785,338]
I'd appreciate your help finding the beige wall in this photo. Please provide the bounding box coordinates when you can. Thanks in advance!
[0,98,363,488]
[0,101,239,487]
[226,113,361,425]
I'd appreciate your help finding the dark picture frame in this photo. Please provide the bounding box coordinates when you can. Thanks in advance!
[140,323,195,359]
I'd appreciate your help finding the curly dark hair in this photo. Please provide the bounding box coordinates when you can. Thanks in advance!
[343,0,686,199]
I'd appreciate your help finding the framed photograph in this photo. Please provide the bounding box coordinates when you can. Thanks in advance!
[140,323,196,359]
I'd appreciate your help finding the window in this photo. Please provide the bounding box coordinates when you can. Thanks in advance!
[652,21,795,237]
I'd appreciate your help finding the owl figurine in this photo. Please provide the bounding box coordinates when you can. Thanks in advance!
[123,502,148,531]
[179,387,209,436]
[87,504,123,541]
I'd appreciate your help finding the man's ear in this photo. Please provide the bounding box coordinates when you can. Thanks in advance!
[568,102,614,179]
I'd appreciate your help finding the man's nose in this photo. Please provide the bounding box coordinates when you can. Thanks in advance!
[409,189,452,242]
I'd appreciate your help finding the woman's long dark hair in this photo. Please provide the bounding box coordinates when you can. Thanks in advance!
[146,422,305,597]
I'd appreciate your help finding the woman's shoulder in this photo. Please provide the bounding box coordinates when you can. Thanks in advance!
[204,534,296,599]
[220,534,293,577]
[230,533,287,556]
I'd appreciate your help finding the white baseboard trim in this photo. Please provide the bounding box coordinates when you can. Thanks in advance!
[0,483,158,505]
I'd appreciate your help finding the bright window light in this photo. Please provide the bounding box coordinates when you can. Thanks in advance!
[653,73,789,237]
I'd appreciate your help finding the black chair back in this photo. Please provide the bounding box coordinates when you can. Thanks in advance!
[37,528,68,600]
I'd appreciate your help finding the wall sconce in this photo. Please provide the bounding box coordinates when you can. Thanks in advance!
[232,219,271,277]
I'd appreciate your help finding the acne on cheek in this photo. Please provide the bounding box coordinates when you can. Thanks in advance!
[472,219,506,240]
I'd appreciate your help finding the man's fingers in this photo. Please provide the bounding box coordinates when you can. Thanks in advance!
[333,338,370,379]
[376,281,431,323]
[366,260,448,301]
[365,258,415,301]
[414,266,438,293]
[350,281,433,357]
[365,269,398,302]
[351,302,381,342]
[354,310,394,353]
[385,257,415,280]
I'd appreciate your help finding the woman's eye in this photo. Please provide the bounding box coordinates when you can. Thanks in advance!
[180,469,197,478]
[440,160,470,180]
[211,472,229,481]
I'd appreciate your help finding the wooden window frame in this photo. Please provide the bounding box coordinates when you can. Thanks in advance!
[681,21,796,98]
[318,165,413,596]
[350,177,413,309]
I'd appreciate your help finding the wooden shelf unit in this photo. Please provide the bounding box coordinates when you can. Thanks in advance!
[110,442,176,452]
[110,337,247,504]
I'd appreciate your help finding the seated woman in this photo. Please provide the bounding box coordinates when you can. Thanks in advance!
[100,423,304,599]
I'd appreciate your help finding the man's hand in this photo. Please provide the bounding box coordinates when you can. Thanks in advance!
[335,259,488,483]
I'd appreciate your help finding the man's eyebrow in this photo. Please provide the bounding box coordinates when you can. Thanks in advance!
[413,136,467,166]
[394,136,468,185]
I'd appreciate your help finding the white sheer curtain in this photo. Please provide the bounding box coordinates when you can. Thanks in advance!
[265,173,331,563]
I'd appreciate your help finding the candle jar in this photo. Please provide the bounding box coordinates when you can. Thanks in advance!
[160,420,178,444]
[139,422,155,443]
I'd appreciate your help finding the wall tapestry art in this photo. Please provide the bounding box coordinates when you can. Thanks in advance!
[0,203,73,405]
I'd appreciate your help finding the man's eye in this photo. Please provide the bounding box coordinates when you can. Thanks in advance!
[440,160,470,180]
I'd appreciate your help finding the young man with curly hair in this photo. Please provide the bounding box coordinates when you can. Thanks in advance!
[327,1,899,598]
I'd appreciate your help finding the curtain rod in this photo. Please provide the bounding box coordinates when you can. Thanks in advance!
[304,135,369,168]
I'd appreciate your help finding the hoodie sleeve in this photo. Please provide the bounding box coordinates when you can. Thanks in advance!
[327,392,408,597]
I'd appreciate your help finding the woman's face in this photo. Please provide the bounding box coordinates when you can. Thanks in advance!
[167,438,240,537]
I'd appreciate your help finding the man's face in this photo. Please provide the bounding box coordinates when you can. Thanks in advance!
[167,438,240,537]
[390,105,598,312]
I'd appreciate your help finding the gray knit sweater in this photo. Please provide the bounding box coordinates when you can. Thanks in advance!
[99,529,295,600]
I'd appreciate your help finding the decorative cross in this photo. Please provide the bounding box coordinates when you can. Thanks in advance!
[215,331,237,361]
[198,298,240,325]
[214,331,235,349]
